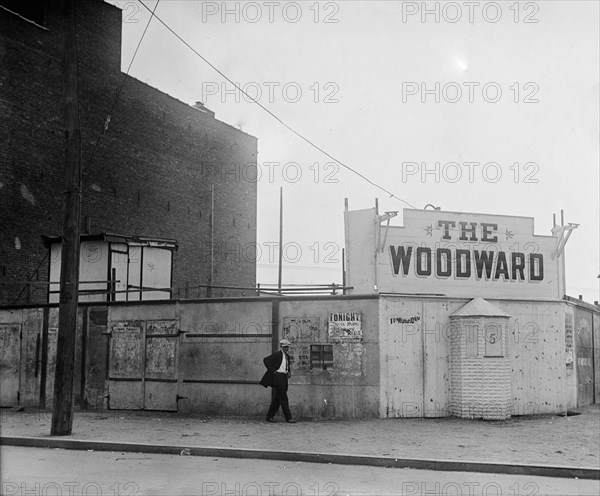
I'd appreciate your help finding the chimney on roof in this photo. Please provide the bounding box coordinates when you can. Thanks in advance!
[192,101,215,118]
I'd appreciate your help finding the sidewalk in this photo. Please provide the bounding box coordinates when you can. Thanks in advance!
[1,404,599,477]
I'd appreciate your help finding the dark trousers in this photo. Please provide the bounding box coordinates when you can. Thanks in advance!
[266,373,292,420]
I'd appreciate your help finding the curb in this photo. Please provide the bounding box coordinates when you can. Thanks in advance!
[2,436,599,480]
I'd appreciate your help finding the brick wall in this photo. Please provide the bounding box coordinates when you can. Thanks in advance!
[0,0,257,305]
[449,316,512,420]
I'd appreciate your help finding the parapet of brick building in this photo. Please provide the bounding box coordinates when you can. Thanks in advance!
[0,0,257,305]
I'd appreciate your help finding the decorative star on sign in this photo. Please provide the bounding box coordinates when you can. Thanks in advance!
[425,225,433,236]
[505,229,514,240]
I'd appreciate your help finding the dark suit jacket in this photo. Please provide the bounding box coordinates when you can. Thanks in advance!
[259,350,289,388]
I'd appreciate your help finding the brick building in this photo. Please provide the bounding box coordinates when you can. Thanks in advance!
[0,0,257,305]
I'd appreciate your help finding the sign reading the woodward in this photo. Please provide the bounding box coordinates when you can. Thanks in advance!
[344,207,562,299]
[382,210,559,298]
[389,221,544,281]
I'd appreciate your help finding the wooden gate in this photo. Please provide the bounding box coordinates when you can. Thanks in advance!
[144,321,179,410]
[0,324,21,406]
[108,320,179,411]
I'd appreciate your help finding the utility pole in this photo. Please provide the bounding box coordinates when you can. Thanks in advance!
[277,187,283,294]
[51,0,82,436]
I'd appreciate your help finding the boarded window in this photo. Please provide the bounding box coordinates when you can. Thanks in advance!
[310,344,333,370]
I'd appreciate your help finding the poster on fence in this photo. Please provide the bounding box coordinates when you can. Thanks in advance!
[565,309,574,369]
[328,312,362,341]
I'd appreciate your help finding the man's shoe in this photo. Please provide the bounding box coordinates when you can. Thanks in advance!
[286,419,297,423]
[265,417,276,423]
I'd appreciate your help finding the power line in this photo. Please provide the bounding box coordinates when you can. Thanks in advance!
[83,0,161,175]
[136,0,418,210]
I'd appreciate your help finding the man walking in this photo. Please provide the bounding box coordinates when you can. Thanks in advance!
[260,339,297,423]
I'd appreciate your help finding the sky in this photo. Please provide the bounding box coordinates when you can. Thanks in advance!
[105,0,599,302]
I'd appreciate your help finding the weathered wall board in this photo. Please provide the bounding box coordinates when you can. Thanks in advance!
[0,295,595,419]
[0,324,21,406]
[575,307,594,407]
[282,317,320,343]
[109,322,144,379]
